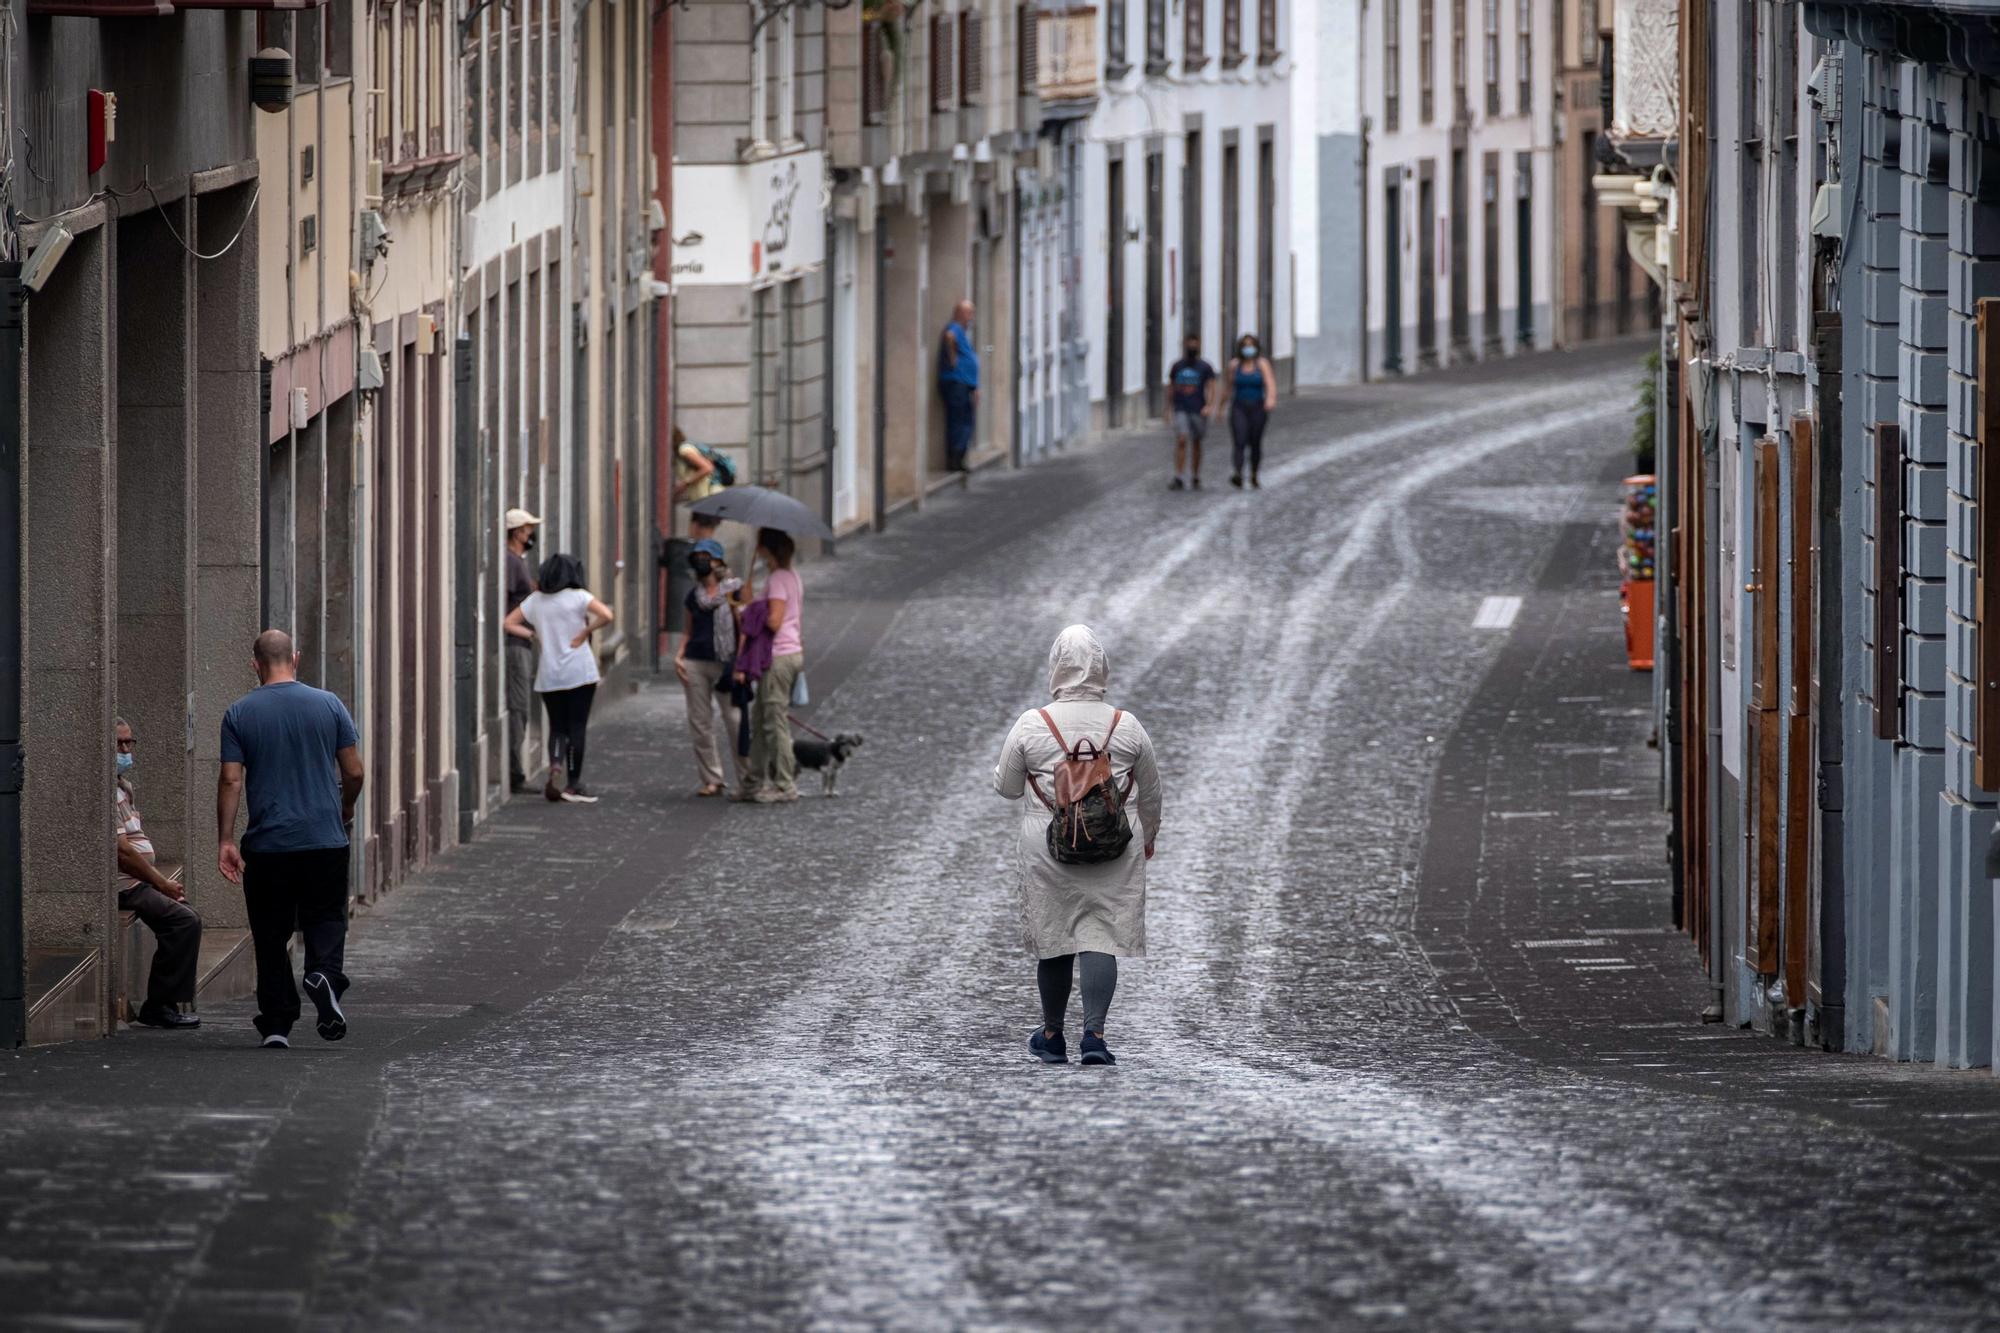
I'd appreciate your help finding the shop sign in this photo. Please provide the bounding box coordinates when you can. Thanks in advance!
[670,149,826,289]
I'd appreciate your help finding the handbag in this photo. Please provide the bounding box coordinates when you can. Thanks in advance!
[790,669,810,707]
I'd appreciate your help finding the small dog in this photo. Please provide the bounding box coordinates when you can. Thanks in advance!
[790,732,865,797]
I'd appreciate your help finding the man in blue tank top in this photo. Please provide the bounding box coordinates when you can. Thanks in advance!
[937,298,980,473]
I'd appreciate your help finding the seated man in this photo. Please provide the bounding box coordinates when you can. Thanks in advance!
[116,717,202,1029]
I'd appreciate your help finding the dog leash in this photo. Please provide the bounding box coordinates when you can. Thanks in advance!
[788,713,832,742]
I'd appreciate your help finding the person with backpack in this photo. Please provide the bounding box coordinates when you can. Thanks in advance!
[672,426,738,504]
[993,624,1163,1066]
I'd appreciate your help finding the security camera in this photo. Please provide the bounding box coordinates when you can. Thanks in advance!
[22,224,72,294]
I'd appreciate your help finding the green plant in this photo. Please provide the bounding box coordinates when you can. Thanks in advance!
[1632,347,1659,473]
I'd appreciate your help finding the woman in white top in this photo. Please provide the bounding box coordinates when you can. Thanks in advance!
[993,624,1163,1066]
[504,553,614,804]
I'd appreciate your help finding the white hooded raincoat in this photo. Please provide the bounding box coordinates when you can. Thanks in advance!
[994,626,1164,959]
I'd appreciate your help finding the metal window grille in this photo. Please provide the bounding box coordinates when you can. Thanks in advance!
[960,10,984,103]
[1385,0,1401,131]
[931,15,955,110]
[864,19,888,124]
[1484,0,1499,115]
[1419,0,1434,122]
[1451,0,1465,114]
[1516,0,1531,114]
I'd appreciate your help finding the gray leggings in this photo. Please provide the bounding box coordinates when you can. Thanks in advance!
[1038,951,1117,1035]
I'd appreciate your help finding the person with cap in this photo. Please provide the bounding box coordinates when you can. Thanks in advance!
[673,538,747,797]
[503,506,542,794]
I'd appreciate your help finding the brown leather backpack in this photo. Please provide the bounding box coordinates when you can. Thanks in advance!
[1028,709,1135,865]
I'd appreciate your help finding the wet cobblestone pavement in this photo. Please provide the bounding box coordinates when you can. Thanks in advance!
[9,344,2000,1330]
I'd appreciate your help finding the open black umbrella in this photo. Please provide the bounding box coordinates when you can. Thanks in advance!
[686,484,834,540]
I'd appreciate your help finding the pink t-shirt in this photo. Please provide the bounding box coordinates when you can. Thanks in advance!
[767,566,805,657]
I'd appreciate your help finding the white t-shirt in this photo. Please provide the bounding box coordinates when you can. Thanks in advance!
[520,587,602,692]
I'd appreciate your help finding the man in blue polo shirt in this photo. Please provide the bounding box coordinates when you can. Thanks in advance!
[937,298,980,472]
[216,630,365,1048]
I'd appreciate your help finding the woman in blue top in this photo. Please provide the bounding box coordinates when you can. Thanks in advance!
[1218,332,1278,489]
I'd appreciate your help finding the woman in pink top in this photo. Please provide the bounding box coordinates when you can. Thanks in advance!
[743,527,806,803]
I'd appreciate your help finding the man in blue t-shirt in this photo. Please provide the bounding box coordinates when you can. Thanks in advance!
[1164,335,1218,491]
[216,629,365,1048]
[937,298,980,473]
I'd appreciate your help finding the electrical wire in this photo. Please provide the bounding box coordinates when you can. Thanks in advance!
[145,179,261,261]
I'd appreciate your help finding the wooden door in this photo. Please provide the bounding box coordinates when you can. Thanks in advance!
[1783,416,1816,1009]
[1747,437,1782,978]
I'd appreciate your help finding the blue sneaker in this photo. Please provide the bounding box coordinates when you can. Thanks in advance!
[1028,1028,1068,1064]
[1079,1032,1116,1066]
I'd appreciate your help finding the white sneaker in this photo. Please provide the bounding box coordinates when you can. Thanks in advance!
[261,1033,290,1049]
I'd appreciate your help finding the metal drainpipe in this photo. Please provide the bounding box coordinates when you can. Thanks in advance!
[872,221,888,534]
[258,357,273,630]
[0,265,23,1047]
[453,337,477,842]
[1009,175,1022,471]
[822,215,836,549]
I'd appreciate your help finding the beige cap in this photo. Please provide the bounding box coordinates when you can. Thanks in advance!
[504,507,541,531]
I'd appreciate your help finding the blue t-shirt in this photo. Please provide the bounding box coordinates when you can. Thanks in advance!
[1169,356,1216,413]
[220,681,360,853]
[939,321,980,388]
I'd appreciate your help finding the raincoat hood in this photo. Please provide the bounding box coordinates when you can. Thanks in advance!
[1047,625,1109,701]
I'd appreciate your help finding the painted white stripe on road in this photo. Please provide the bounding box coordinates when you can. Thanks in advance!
[1473,595,1523,629]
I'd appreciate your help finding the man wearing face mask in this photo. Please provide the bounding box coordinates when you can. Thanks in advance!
[115,717,204,1029]
[504,508,541,793]
[1164,335,1217,491]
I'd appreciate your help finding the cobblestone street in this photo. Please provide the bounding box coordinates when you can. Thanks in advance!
[7,344,2000,1330]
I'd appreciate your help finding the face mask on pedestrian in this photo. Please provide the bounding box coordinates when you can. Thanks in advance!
[1240,341,1258,358]
[116,751,134,773]
[1184,341,1199,358]
[690,554,714,580]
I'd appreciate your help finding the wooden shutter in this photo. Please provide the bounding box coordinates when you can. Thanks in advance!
[863,20,888,126]
[1748,437,1782,977]
[1018,4,1040,92]
[1783,414,1816,1010]
[931,15,955,111]
[961,10,985,103]
[1874,421,1904,741]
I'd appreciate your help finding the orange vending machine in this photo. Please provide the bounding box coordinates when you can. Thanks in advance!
[1621,475,1656,670]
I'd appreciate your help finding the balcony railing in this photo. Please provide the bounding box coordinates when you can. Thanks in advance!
[1037,8,1101,103]
[1610,0,1677,142]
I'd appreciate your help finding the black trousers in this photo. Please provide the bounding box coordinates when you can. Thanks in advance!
[243,846,350,1038]
[117,884,202,1012]
[1230,401,1269,479]
[541,682,598,784]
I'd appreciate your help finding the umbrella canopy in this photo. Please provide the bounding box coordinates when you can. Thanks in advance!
[685,484,834,540]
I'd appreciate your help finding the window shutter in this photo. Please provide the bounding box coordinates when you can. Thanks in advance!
[1018,4,1040,92]
[931,15,955,111]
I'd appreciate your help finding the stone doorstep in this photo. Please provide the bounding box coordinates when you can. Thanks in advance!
[119,921,262,1025]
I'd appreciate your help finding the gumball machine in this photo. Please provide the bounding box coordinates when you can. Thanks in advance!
[1620,475,1657,670]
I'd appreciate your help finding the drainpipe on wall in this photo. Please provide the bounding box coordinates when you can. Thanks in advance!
[822,213,836,549]
[453,336,477,842]
[872,222,888,534]
[258,356,273,630]
[651,0,675,665]
[0,265,23,1047]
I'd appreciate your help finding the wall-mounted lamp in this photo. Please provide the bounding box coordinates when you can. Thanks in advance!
[250,49,294,114]
[22,224,73,295]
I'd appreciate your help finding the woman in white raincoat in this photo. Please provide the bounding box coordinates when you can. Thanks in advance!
[994,625,1164,1065]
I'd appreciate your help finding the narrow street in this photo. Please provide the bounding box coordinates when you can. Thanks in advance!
[8,344,2000,1330]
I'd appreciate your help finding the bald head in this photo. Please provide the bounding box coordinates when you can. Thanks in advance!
[954,299,975,326]
[252,629,299,683]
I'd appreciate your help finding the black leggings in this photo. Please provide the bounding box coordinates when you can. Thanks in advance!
[1230,400,1268,479]
[540,682,598,784]
[1038,951,1118,1036]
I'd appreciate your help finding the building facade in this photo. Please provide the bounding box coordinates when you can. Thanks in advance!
[1087,0,1292,425]
[460,0,658,832]
[1361,0,1555,377]
[1292,0,1364,386]
[1652,0,2000,1071]
[1552,0,1655,345]
[4,9,265,1044]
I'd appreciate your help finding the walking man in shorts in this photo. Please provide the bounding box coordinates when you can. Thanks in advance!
[1165,335,1217,491]
[216,630,365,1048]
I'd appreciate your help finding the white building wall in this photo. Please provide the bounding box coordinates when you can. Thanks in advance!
[1359,0,1557,376]
[1082,0,1293,419]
